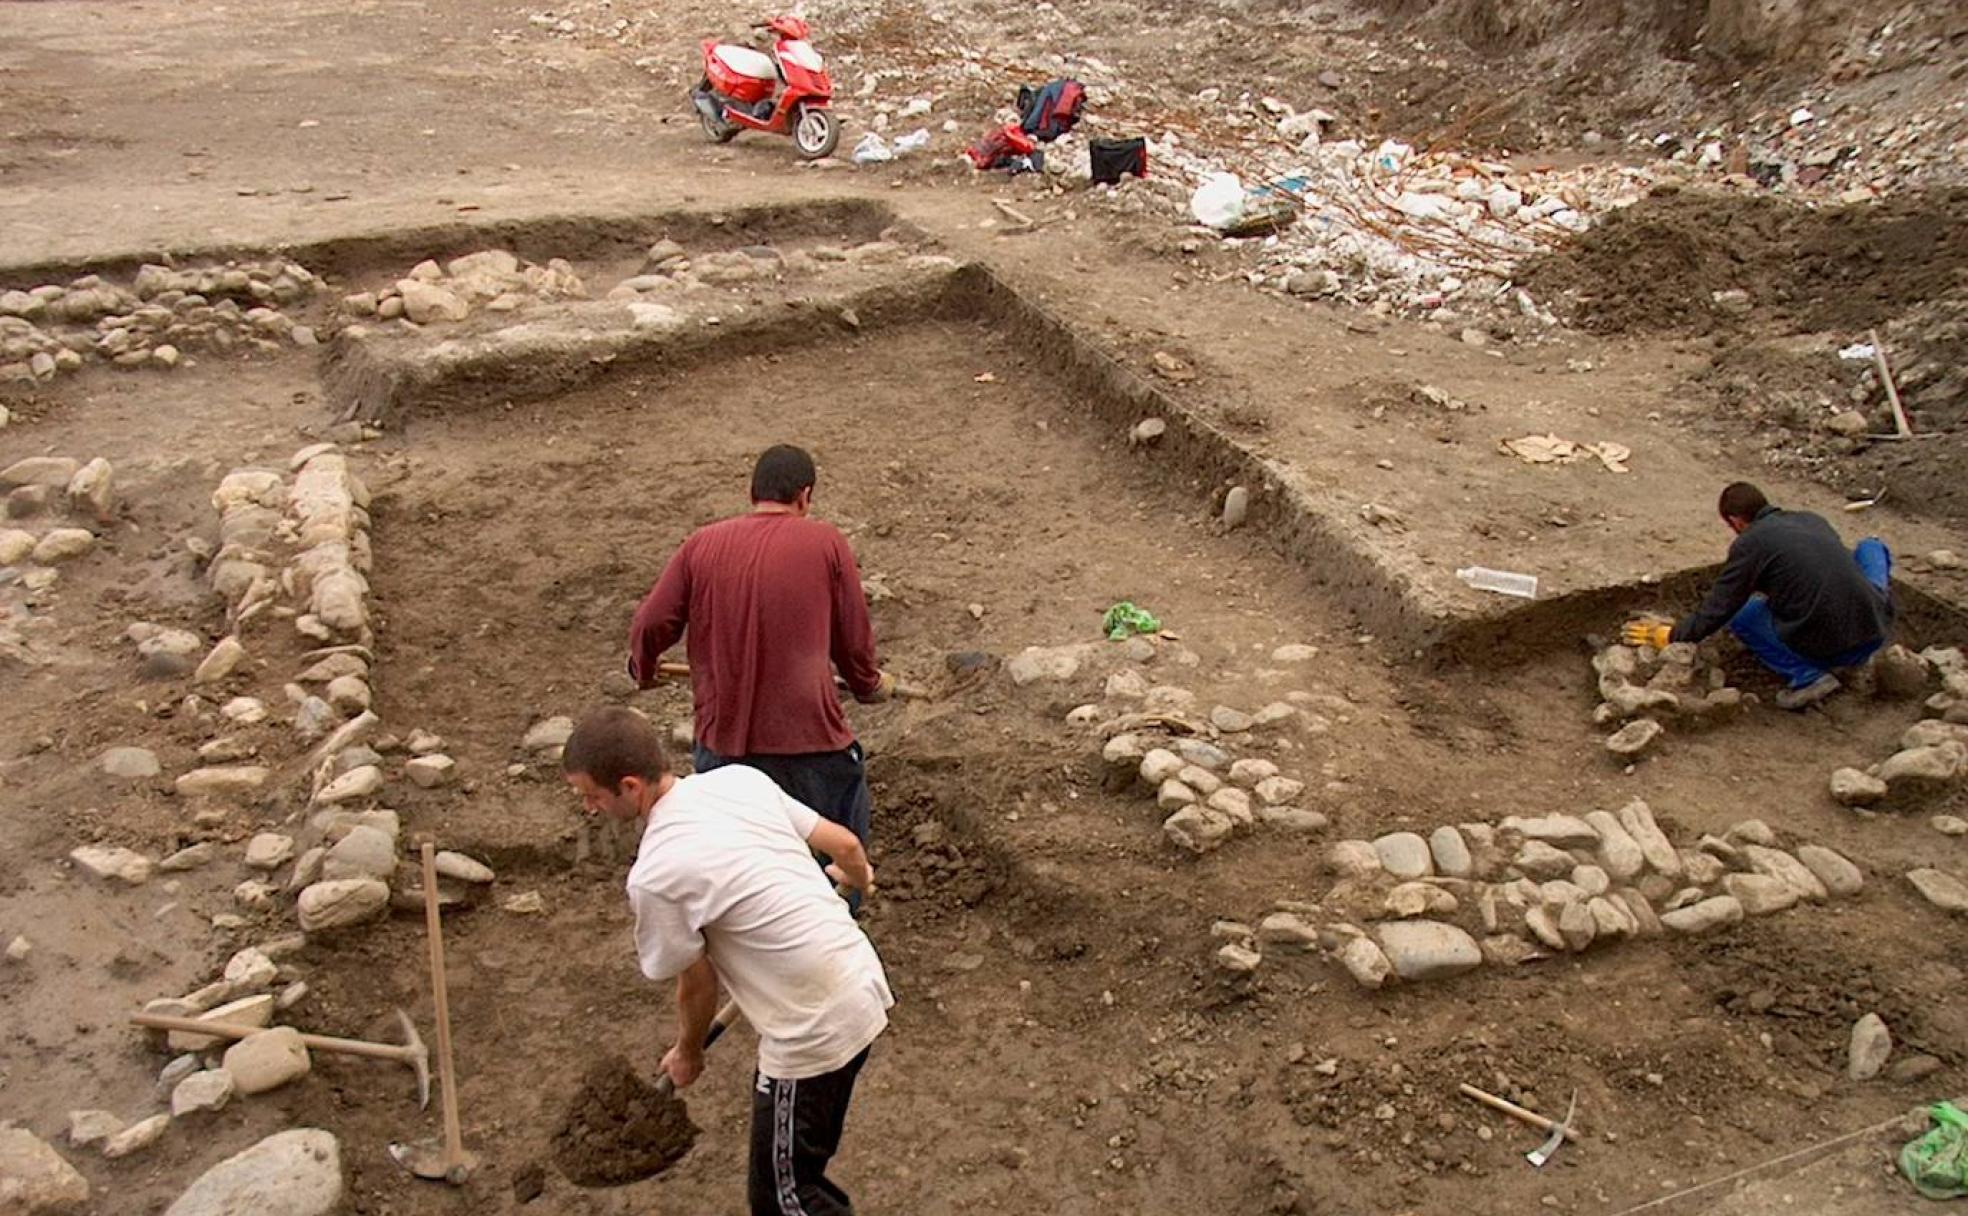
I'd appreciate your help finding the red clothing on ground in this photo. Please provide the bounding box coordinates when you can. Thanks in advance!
[629,512,882,756]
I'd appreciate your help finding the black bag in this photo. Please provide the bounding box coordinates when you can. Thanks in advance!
[1089,137,1148,185]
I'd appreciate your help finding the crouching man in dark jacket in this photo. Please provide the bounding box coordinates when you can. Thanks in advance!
[1623,482,1892,710]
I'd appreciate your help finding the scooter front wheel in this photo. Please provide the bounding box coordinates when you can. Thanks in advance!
[792,105,839,160]
[694,77,740,144]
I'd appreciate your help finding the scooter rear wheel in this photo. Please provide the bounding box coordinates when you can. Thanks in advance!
[695,77,740,144]
[792,105,839,160]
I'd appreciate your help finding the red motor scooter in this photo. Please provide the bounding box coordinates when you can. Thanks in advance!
[691,16,839,160]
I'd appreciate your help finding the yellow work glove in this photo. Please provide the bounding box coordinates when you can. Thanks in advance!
[1620,620,1672,650]
[861,671,897,704]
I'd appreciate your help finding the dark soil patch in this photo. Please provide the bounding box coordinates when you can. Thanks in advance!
[1678,916,1964,1077]
[551,1055,700,1187]
[1523,187,1968,336]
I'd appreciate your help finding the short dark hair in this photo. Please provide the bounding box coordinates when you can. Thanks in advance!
[751,444,817,504]
[1718,482,1768,522]
[562,706,667,790]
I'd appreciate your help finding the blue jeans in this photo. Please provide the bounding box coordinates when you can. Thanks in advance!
[1728,538,1891,688]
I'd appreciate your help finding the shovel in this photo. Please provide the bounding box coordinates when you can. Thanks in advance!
[578,881,856,1182]
[655,997,744,1100]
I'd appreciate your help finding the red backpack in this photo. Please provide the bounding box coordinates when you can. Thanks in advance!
[965,122,1038,171]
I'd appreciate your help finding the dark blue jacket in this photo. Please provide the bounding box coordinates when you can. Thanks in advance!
[1672,506,1891,660]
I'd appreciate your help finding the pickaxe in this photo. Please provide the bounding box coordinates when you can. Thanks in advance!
[132,1008,430,1108]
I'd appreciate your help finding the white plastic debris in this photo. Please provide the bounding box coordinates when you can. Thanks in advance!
[1189,173,1246,229]
[893,128,931,155]
[1456,566,1539,599]
[852,132,893,164]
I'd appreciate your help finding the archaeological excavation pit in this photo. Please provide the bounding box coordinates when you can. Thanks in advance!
[9,198,1968,1216]
[283,215,1968,1210]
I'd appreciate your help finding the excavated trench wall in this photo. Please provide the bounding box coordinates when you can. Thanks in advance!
[331,251,1888,664]
[0,199,903,294]
[37,198,1952,671]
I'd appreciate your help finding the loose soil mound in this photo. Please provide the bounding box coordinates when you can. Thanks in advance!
[1524,188,1968,336]
[551,1055,700,1187]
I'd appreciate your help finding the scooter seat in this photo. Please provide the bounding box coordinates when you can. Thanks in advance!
[710,44,777,80]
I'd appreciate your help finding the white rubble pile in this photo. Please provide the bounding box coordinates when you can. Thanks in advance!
[1643,85,1968,201]
[1134,133,1659,323]
[0,261,322,383]
[492,0,1654,325]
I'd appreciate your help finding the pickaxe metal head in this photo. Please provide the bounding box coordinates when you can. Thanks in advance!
[395,1008,431,1110]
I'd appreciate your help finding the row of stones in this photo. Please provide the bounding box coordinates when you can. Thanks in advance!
[45,807,491,1178]
[341,248,586,325]
[30,436,527,1173]
[0,455,117,579]
[1828,646,1968,808]
[155,444,390,815]
[603,237,931,304]
[1107,734,1324,852]
[1213,802,1865,987]
[0,260,322,383]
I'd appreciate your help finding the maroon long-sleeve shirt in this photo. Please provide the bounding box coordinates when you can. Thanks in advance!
[629,512,882,757]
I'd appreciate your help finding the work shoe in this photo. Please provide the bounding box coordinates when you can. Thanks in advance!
[1774,673,1840,711]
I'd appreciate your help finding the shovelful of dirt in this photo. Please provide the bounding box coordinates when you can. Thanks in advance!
[551,1054,702,1186]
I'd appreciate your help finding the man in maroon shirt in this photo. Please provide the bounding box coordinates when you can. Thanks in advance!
[628,445,892,877]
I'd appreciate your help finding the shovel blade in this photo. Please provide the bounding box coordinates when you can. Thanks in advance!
[390,1139,479,1184]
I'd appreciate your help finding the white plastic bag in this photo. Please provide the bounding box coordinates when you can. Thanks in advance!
[852,132,893,164]
[1189,172,1245,229]
[893,128,931,155]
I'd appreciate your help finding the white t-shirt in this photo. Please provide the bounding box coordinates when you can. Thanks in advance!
[627,764,893,1080]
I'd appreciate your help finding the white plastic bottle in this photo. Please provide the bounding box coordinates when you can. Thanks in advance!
[1455,566,1538,599]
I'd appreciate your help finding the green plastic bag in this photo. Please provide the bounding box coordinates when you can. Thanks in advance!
[1101,601,1161,641]
[1901,1101,1968,1200]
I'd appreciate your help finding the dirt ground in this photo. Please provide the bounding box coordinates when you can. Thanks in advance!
[4,1,1968,1215]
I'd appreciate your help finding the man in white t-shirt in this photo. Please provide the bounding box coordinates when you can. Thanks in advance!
[562,706,892,1215]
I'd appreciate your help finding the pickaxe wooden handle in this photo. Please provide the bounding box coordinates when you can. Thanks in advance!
[655,661,929,701]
